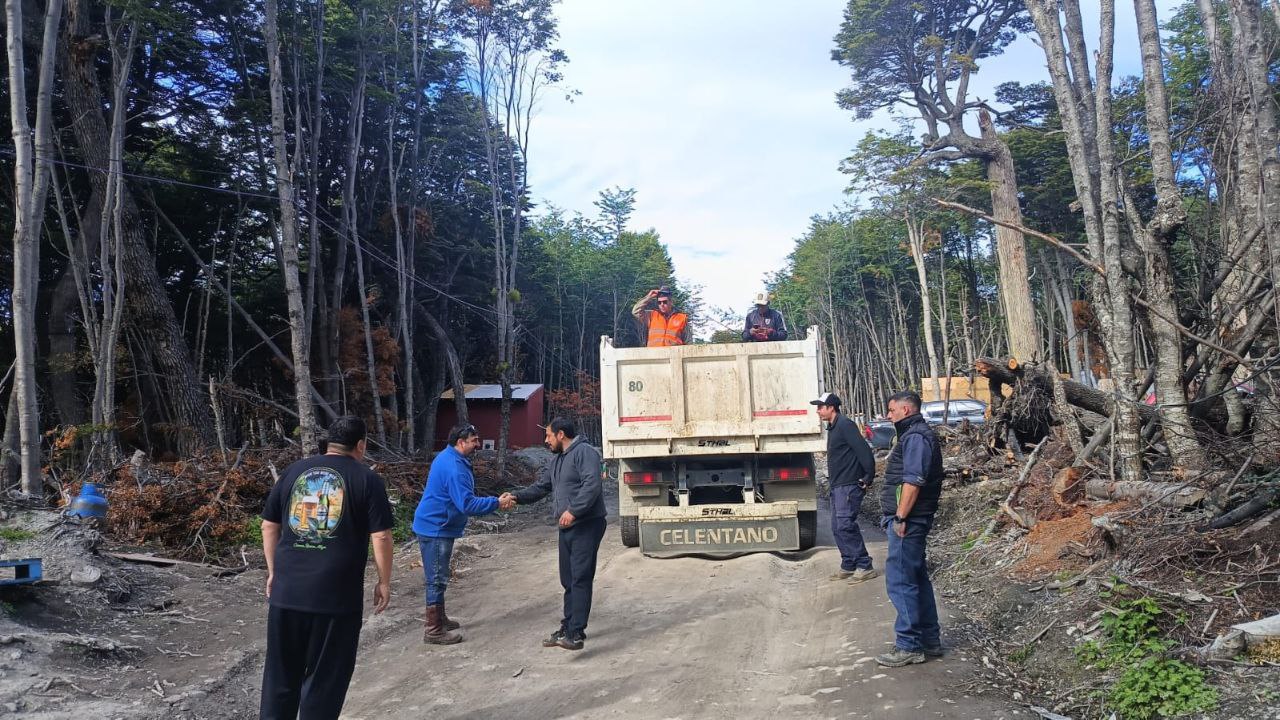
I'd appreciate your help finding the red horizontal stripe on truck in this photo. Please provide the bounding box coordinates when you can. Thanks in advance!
[619,415,673,423]
[753,409,809,417]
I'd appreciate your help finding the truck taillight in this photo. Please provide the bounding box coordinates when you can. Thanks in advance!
[623,471,664,485]
[761,467,811,481]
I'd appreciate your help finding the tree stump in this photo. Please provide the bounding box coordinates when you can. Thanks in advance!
[1051,466,1085,506]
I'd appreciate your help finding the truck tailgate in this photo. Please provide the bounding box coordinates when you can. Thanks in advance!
[637,502,800,556]
[600,330,826,459]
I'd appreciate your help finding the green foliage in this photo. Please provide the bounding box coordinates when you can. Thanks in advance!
[237,519,264,547]
[0,528,36,542]
[832,0,1032,120]
[390,497,417,544]
[1075,588,1217,718]
[1007,643,1034,665]
[1109,658,1217,719]
[1078,592,1173,669]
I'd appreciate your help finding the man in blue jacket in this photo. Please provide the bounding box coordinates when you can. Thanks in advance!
[501,417,606,651]
[412,423,513,644]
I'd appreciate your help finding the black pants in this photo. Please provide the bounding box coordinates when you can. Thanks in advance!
[558,516,607,638]
[260,605,362,720]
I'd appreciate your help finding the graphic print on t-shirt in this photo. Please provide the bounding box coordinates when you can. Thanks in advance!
[286,466,347,545]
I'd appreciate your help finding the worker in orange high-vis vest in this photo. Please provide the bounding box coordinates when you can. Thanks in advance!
[632,286,691,347]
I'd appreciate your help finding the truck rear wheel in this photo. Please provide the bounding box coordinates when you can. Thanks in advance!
[620,515,640,547]
[797,510,817,550]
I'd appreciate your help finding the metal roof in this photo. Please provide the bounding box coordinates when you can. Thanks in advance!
[439,383,543,401]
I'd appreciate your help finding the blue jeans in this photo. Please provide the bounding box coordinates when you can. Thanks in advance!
[882,515,940,652]
[831,484,873,571]
[417,536,454,606]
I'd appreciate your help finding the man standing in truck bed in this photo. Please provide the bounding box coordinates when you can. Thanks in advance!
[811,392,878,584]
[741,291,788,341]
[632,286,691,346]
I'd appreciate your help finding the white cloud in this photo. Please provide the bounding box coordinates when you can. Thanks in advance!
[527,0,1180,335]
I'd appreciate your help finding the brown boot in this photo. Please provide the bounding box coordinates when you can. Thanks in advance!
[438,601,461,631]
[424,604,462,645]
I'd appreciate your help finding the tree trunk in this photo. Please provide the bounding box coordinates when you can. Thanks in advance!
[980,109,1042,364]
[387,88,413,453]
[417,305,468,425]
[1132,0,1205,469]
[46,269,87,428]
[62,0,214,453]
[8,0,64,493]
[352,243,388,446]
[907,217,942,400]
[263,0,318,452]
[1228,0,1280,444]
[1026,0,1143,480]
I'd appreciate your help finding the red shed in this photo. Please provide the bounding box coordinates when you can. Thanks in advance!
[435,384,545,451]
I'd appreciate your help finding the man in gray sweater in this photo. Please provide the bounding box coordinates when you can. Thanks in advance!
[502,417,606,651]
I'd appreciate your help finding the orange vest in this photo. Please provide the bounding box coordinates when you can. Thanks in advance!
[646,311,688,347]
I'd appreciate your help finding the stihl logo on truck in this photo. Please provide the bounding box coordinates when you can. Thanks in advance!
[701,508,734,516]
[697,439,731,447]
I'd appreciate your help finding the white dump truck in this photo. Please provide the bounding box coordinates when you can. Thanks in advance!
[600,327,826,556]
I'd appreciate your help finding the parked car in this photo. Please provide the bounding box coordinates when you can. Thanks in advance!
[866,421,896,450]
[920,399,987,427]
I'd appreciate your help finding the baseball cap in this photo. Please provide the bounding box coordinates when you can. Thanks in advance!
[809,392,841,407]
[753,291,770,306]
[655,286,673,298]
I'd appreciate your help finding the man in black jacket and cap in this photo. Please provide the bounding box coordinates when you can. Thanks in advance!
[810,392,878,584]
[502,417,606,651]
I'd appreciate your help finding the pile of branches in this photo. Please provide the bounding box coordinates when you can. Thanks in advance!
[99,448,543,560]
[104,449,291,560]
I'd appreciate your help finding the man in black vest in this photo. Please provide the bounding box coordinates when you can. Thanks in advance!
[876,391,945,668]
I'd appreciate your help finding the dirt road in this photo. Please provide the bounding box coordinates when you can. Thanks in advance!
[339,508,1022,720]
[1,492,1022,719]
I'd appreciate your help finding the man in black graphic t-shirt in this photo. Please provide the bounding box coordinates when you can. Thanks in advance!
[259,416,395,720]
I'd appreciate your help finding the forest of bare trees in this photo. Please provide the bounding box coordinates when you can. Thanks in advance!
[4,0,1280,499]
[0,0,688,497]
[774,0,1280,485]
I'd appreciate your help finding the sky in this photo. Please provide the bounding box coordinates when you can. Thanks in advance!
[526,0,1176,336]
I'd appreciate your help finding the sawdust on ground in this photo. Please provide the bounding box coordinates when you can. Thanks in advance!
[1010,501,1129,579]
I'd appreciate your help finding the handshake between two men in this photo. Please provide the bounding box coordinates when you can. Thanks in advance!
[497,492,576,528]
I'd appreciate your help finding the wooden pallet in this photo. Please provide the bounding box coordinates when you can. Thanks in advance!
[0,558,43,586]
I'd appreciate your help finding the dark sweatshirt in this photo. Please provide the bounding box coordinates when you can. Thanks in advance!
[513,438,606,528]
[826,413,876,489]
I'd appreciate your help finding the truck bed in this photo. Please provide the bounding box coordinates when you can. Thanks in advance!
[600,328,826,459]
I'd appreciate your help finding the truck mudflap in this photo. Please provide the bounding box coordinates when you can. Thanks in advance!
[637,502,800,556]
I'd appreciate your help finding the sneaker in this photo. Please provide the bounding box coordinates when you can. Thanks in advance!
[923,645,945,658]
[846,568,881,584]
[876,647,926,667]
[542,628,586,647]
[829,569,855,581]
[556,634,584,651]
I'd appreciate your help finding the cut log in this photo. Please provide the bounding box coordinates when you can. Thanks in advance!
[1064,382,1157,423]
[1204,485,1280,530]
[1243,507,1280,535]
[974,356,1158,424]
[1085,479,1206,507]
[1052,466,1086,506]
